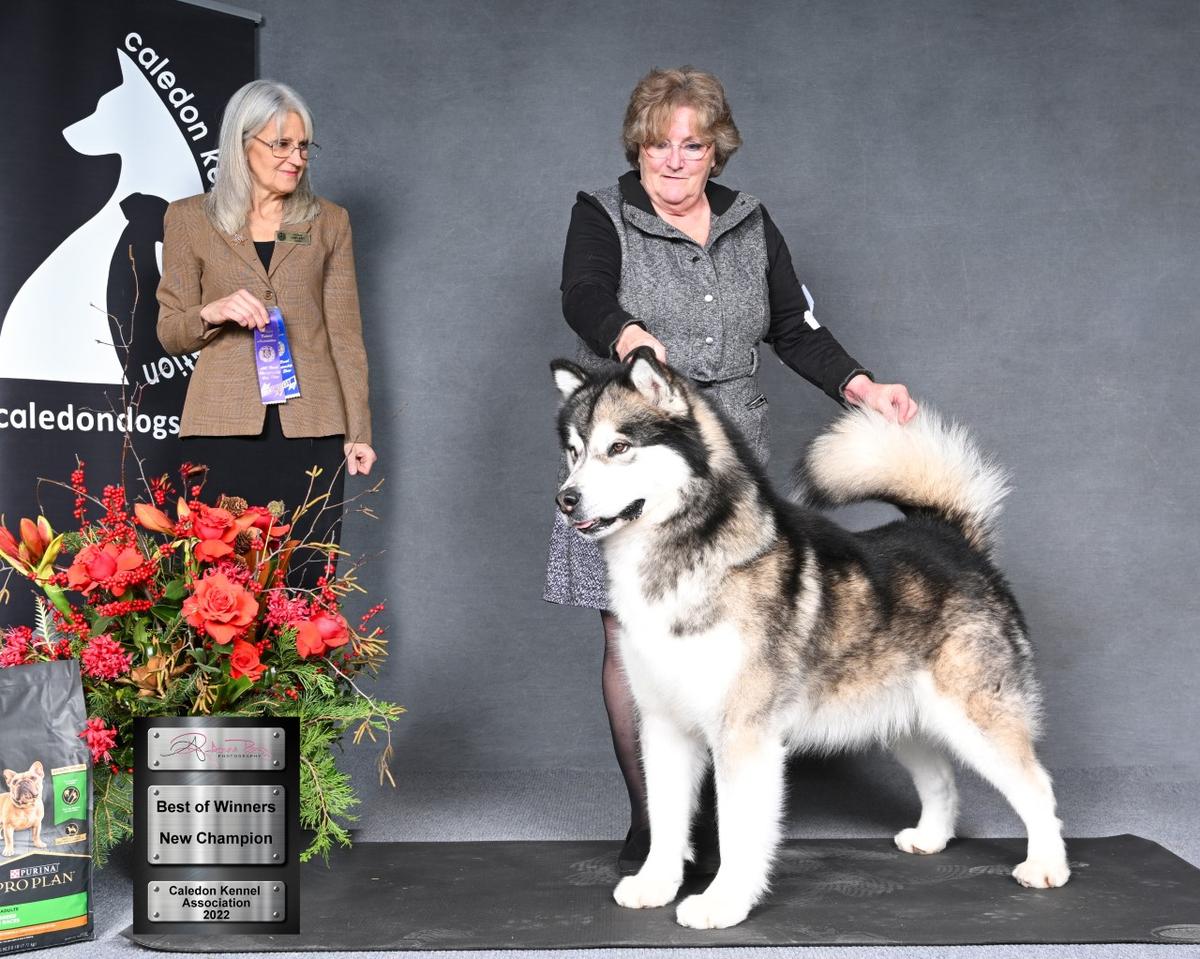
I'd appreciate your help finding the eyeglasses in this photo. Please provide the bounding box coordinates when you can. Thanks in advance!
[643,139,712,162]
[252,136,319,160]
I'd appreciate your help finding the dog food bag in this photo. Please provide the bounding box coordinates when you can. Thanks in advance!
[0,660,93,953]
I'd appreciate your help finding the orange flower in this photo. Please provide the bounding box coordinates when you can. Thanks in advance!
[0,524,18,560]
[191,504,256,562]
[66,543,142,596]
[242,506,290,540]
[293,611,351,659]
[229,640,268,682]
[19,518,48,562]
[134,502,175,535]
[182,571,258,644]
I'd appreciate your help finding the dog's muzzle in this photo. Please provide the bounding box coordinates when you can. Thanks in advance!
[12,786,37,806]
[560,497,645,536]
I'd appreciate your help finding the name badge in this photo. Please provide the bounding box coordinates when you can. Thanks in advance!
[275,230,311,245]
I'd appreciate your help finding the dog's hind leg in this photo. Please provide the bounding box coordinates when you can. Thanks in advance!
[613,713,704,909]
[891,734,958,854]
[921,690,1069,889]
[675,728,786,929]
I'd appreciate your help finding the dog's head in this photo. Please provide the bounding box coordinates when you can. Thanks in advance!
[551,349,711,541]
[3,762,45,808]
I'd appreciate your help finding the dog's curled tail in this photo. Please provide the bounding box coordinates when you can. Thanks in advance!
[795,406,1010,553]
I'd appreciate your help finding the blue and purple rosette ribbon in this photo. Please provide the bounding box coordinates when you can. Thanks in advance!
[254,307,301,404]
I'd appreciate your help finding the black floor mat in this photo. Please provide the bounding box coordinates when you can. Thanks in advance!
[126,834,1200,950]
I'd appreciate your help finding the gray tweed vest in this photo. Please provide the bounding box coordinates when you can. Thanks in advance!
[576,182,772,462]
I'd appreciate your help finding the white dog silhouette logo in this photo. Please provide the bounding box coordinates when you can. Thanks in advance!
[0,49,202,385]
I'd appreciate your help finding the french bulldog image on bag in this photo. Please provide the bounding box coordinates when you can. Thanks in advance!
[1,761,48,857]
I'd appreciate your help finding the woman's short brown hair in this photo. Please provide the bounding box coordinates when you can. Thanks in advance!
[622,66,742,176]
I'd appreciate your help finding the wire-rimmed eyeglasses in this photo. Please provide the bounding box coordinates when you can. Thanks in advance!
[252,136,319,160]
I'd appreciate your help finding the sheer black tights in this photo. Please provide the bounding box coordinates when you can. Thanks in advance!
[600,610,649,835]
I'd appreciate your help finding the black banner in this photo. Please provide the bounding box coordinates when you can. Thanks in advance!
[0,0,256,625]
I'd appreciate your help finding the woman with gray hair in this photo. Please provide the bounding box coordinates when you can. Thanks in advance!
[157,80,374,574]
[545,66,917,873]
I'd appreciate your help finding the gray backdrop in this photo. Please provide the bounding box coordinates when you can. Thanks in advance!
[249,0,1198,796]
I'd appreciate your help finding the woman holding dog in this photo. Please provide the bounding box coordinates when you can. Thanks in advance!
[544,66,917,872]
[157,80,375,579]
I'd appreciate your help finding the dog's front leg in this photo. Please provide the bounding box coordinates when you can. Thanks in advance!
[31,815,47,849]
[2,825,14,857]
[676,729,786,929]
[613,713,704,910]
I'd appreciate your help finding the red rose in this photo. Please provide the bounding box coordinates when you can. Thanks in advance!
[229,639,268,682]
[183,571,258,643]
[191,505,236,561]
[293,611,351,659]
[314,611,350,649]
[66,543,142,596]
[191,505,256,562]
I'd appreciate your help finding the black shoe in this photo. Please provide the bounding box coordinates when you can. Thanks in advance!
[617,826,651,876]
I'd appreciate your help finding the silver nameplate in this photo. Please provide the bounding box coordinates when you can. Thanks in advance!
[146,785,286,865]
[145,725,285,771]
[146,880,286,922]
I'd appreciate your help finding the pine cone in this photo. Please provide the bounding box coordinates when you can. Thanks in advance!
[233,531,254,554]
[217,495,249,517]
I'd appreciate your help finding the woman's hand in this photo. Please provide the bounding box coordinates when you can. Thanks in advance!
[344,443,377,476]
[843,374,918,424]
[616,325,668,363]
[200,289,271,330]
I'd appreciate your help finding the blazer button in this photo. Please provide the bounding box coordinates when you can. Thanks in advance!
[703,294,714,302]
[705,336,714,344]
[263,290,274,300]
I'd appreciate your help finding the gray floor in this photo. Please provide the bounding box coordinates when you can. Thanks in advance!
[62,758,1200,957]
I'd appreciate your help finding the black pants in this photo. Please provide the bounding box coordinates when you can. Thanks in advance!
[181,407,345,592]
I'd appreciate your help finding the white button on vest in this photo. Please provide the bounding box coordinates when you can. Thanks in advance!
[705,336,714,344]
[703,294,714,302]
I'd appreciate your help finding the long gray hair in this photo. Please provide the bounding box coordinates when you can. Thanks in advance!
[204,80,321,233]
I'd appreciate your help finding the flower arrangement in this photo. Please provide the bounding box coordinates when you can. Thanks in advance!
[0,460,401,865]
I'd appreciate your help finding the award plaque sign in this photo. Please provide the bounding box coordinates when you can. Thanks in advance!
[133,717,300,935]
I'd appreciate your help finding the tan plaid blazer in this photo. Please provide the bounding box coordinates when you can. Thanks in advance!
[157,194,371,444]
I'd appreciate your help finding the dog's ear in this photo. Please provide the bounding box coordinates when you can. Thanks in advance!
[29,762,43,778]
[550,359,589,403]
[3,770,14,787]
[629,351,688,415]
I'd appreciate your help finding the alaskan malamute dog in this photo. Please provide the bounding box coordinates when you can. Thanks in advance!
[551,350,1070,930]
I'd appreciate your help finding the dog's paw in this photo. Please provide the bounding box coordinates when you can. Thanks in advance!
[894,827,950,855]
[613,872,681,909]
[675,890,752,929]
[1,848,12,859]
[32,839,47,849]
[1012,857,1071,889]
